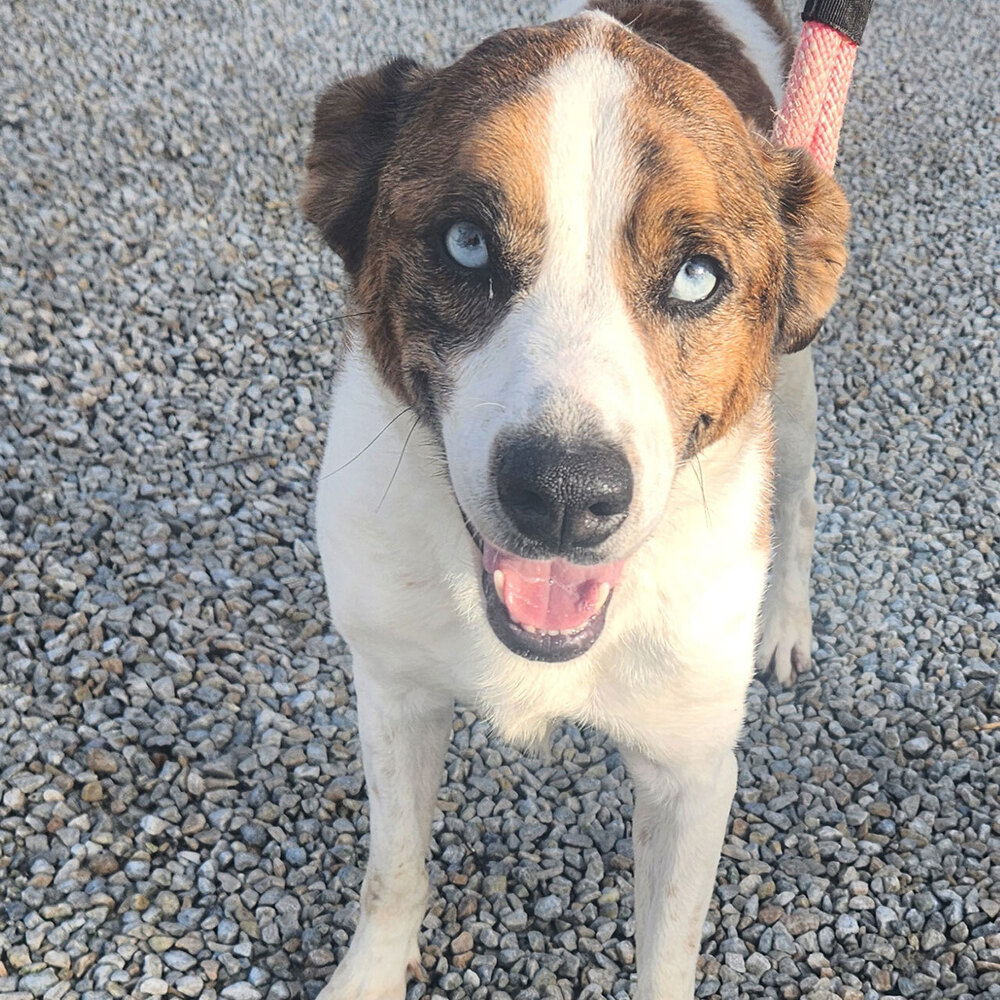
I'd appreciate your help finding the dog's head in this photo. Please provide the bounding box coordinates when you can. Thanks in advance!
[302,11,849,662]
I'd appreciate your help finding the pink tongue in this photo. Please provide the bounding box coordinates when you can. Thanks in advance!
[483,541,624,632]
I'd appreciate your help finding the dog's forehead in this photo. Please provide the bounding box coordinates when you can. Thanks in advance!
[438,10,726,102]
[399,12,761,210]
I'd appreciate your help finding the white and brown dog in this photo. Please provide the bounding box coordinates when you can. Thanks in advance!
[301,1,849,997]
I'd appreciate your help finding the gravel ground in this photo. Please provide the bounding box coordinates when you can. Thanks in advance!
[1,1,998,999]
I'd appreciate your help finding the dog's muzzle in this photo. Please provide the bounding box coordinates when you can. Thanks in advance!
[470,436,633,662]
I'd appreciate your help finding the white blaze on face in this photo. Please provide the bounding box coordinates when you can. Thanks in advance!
[442,30,676,556]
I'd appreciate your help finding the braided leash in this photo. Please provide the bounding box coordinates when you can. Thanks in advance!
[773,0,875,174]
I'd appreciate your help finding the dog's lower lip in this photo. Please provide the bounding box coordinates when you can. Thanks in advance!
[461,513,616,661]
[480,565,613,661]
[488,566,615,663]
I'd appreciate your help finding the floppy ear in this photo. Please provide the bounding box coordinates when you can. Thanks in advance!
[301,57,425,275]
[764,144,851,354]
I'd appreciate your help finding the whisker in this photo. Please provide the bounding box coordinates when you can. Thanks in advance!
[377,416,421,512]
[319,407,413,481]
[694,453,711,527]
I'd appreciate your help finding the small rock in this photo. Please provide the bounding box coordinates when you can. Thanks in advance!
[19,970,58,996]
[903,735,933,757]
[451,931,474,955]
[141,815,168,836]
[220,984,262,1000]
[87,748,118,774]
[533,895,564,922]
[176,977,204,998]
[81,781,103,802]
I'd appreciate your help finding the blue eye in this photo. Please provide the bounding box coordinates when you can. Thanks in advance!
[445,221,490,269]
[668,256,723,302]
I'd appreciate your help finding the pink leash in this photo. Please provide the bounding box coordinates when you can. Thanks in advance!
[773,0,874,174]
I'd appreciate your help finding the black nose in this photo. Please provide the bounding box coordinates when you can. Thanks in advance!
[495,438,633,552]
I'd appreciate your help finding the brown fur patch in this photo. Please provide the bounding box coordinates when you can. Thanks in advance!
[301,58,426,276]
[762,143,851,352]
[598,25,786,453]
[331,23,583,421]
[590,0,779,131]
[461,92,549,243]
[587,16,848,454]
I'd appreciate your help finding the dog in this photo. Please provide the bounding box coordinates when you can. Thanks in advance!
[300,1,849,996]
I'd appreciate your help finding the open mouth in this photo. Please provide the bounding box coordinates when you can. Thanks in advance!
[475,536,624,662]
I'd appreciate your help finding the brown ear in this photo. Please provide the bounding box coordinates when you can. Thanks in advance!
[301,57,424,275]
[764,144,851,354]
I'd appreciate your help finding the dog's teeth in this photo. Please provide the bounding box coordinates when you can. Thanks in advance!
[515,621,594,640]
[493,570,505,598]
[593,582,611,611]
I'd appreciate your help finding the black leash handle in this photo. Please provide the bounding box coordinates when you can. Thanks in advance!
[801,0,875,45]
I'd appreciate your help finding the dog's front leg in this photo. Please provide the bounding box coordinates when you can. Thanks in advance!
[317,665,453,1000]
[758,346,818,683]
[625,750,737,1000]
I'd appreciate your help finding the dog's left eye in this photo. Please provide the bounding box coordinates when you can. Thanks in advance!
[445,221,490,269]
[668,256,723,303]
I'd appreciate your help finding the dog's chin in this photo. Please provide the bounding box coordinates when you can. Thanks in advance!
[481,564,614,661]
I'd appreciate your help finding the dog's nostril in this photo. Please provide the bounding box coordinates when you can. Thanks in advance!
[495,437,633,553]
[588,500,619,518]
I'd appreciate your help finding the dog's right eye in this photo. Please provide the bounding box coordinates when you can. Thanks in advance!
[445,221,490,269]
[668,255,723,303]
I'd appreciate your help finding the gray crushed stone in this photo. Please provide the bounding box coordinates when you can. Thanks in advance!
[1,1,997,999]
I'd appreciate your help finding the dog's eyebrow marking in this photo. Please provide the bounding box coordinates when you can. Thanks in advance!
[623,201,731,275]
[433,175,512,228]
[658,208,727,233]
[652,210,729,251]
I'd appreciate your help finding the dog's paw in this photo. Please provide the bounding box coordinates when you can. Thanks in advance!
[756,591,813,686]
[313,945,420,1000]
[313,969,406,1000]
